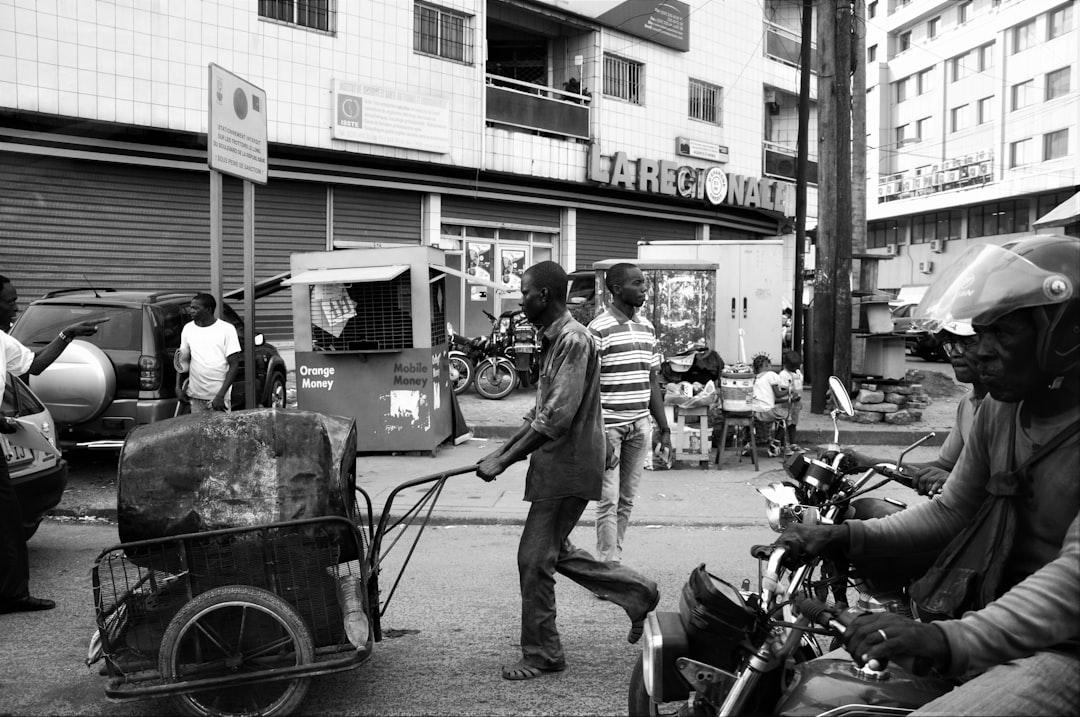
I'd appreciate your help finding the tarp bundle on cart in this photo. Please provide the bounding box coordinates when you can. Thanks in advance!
[117,409,357,545]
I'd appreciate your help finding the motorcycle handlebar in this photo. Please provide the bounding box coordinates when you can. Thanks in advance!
[795,598,932,676]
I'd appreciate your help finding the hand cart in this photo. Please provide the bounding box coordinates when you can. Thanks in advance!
[89,408,475,717]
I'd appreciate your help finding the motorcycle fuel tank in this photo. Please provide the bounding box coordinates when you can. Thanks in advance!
[775,657,954,716]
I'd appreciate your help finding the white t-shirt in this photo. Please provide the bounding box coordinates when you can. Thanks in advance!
[1,330,34,397]
[179,319,241,400]
[751,370,781,411]
[779,368,803,397]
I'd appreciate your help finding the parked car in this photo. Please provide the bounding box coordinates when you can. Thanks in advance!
[3,373,67,539]
[567,269,598,325]
[9,289,288,449]
[891,302,947,362]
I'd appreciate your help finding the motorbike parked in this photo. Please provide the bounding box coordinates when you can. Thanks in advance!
[472,309,540,400]
[447,323,482,395]
[629,376,954,716]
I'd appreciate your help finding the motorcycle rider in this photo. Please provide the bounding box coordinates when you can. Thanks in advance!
[777,235,1079,715]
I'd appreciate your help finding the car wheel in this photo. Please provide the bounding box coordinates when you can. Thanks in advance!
[267,371,287,408]
[28,339,116,424]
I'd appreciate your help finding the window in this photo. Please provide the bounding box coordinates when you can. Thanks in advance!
[968,199,1030,237]
[414,2,473,63]
[977,42,994,71]
[1010,138,1032,167]
[894,77,909,102]
[604,54,643,104]
[689,79,723,124]
[1044,129,1069,160]
[1049,4,1073,40]
[868,44,877,63]
[1011,79,1034,110]
[917,117,931,140]
[917,67,933,94]
[258,0,334,32]
[1046,67,1071,100]
[1012,18,1036,53]
[899,31,911,52]
[912,210,960,243]
[950,104,968,132]
[869,2,877,20]
[867,219,903,248]
[958,1,972,24]
[950,52,970,82]
[928,16,940,39]
[896,124,908,146]
[977,96,993,124]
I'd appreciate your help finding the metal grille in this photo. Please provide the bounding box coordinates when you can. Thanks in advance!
[310,275,414,352]
[689,79,723,125]
[92,521,363,673]
[603,54,642,104]
[414,2,473,64]
[258,0,335,32]
[429,272,447,346]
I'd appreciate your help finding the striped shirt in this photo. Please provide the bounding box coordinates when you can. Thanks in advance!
[588,305,661,427]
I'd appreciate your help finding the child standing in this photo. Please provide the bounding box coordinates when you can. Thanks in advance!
[777,350,803,452]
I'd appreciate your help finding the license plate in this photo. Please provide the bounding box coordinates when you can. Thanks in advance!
[1,435,33,467]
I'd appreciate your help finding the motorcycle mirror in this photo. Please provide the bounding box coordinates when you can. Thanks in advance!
[828,376,855,416]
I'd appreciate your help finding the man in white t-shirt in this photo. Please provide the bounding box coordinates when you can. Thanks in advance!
[176,293,241,413]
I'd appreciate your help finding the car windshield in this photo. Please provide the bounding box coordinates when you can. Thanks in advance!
[13,305,141,351]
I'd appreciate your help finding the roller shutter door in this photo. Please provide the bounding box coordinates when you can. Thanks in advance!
[221,176,328,341]
[333,185,422,245]
[442,197,560,227]
[575,210,696,269]
[0,154,210,302]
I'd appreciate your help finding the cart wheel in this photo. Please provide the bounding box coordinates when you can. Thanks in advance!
[158,585,314,717]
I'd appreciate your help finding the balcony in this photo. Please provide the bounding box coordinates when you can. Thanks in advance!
[763,141,818,184]
[485,75,591,141]
[764,22,817,70]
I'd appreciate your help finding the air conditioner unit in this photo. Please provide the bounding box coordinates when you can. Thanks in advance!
[885,244,899,256]
[919,260,935,274]
[929,239,945,253]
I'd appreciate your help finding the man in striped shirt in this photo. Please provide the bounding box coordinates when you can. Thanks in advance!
[588,263,671,564]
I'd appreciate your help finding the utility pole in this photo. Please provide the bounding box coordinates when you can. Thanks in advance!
[792,0,813,367]
[811,0,854,413]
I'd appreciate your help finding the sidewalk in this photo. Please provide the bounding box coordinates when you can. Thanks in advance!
[52,347,955,528]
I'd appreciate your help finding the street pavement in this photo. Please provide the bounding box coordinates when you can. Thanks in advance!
[51,347,956,528]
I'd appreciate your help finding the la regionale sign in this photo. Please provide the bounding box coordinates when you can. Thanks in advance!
[589,150,795,217]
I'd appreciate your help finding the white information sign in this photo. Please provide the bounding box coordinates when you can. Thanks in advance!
[208,64,268,184]
[332,79,450,154]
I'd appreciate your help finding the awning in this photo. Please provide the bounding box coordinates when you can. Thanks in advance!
[284,265,409,285]
[1034,191,1080,228]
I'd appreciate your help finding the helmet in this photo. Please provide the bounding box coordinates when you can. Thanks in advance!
[915,235,1080,377]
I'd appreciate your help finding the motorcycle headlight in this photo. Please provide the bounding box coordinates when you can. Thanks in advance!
[757,483,800,532]
[640,612,690,704]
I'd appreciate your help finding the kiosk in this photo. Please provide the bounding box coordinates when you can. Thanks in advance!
[287,246,454,454]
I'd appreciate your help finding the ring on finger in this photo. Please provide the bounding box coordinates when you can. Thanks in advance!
[877,629,888,642]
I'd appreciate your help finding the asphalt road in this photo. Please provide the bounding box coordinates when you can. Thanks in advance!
[2,520,780,716]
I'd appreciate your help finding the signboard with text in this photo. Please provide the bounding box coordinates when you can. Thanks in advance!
[332,79,450,154]
[208,64,268,184]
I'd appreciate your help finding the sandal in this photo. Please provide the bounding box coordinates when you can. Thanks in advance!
[627,589,661,644]
[501,659,566,681]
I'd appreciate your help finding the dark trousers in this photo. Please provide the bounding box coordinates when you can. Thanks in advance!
[0,456,31,600]
[518,496,657,669]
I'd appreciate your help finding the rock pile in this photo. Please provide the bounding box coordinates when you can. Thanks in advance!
[840,380,932,424]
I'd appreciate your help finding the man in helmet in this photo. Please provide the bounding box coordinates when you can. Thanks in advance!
[777,235,1080,714]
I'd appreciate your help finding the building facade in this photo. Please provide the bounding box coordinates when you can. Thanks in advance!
[864,0,1079,294]
[0,0,819,341]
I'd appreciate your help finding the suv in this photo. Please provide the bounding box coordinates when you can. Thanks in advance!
[891,302,946,362]
[9,289,288,449]
[3,374,66,538]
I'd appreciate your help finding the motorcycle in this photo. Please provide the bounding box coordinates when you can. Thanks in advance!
[447,323,482,395]
[472,309,540,400]
[629,375,954,716]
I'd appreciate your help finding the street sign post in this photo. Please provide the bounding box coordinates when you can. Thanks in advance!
[208,64,268,408]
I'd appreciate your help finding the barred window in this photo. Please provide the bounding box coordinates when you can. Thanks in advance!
[604,54,643,104]
[258,0,334,33]
[414,2,473,64]
[689,79,722,124]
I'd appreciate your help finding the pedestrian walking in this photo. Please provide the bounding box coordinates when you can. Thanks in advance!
[176,293,241,413]
[476,261,659,681]
[1,273,106,613]
[587,262,671,564]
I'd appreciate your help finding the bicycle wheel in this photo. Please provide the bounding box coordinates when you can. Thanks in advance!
[473,358,519,400]
[158,585,314,717]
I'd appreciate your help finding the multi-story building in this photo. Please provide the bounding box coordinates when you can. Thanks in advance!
[865,0,1078,295]
[0,0,818,341]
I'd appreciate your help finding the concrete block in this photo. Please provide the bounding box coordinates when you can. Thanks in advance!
[883,410,917,425]
[857,389,885,404]
[853,401,900,413]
